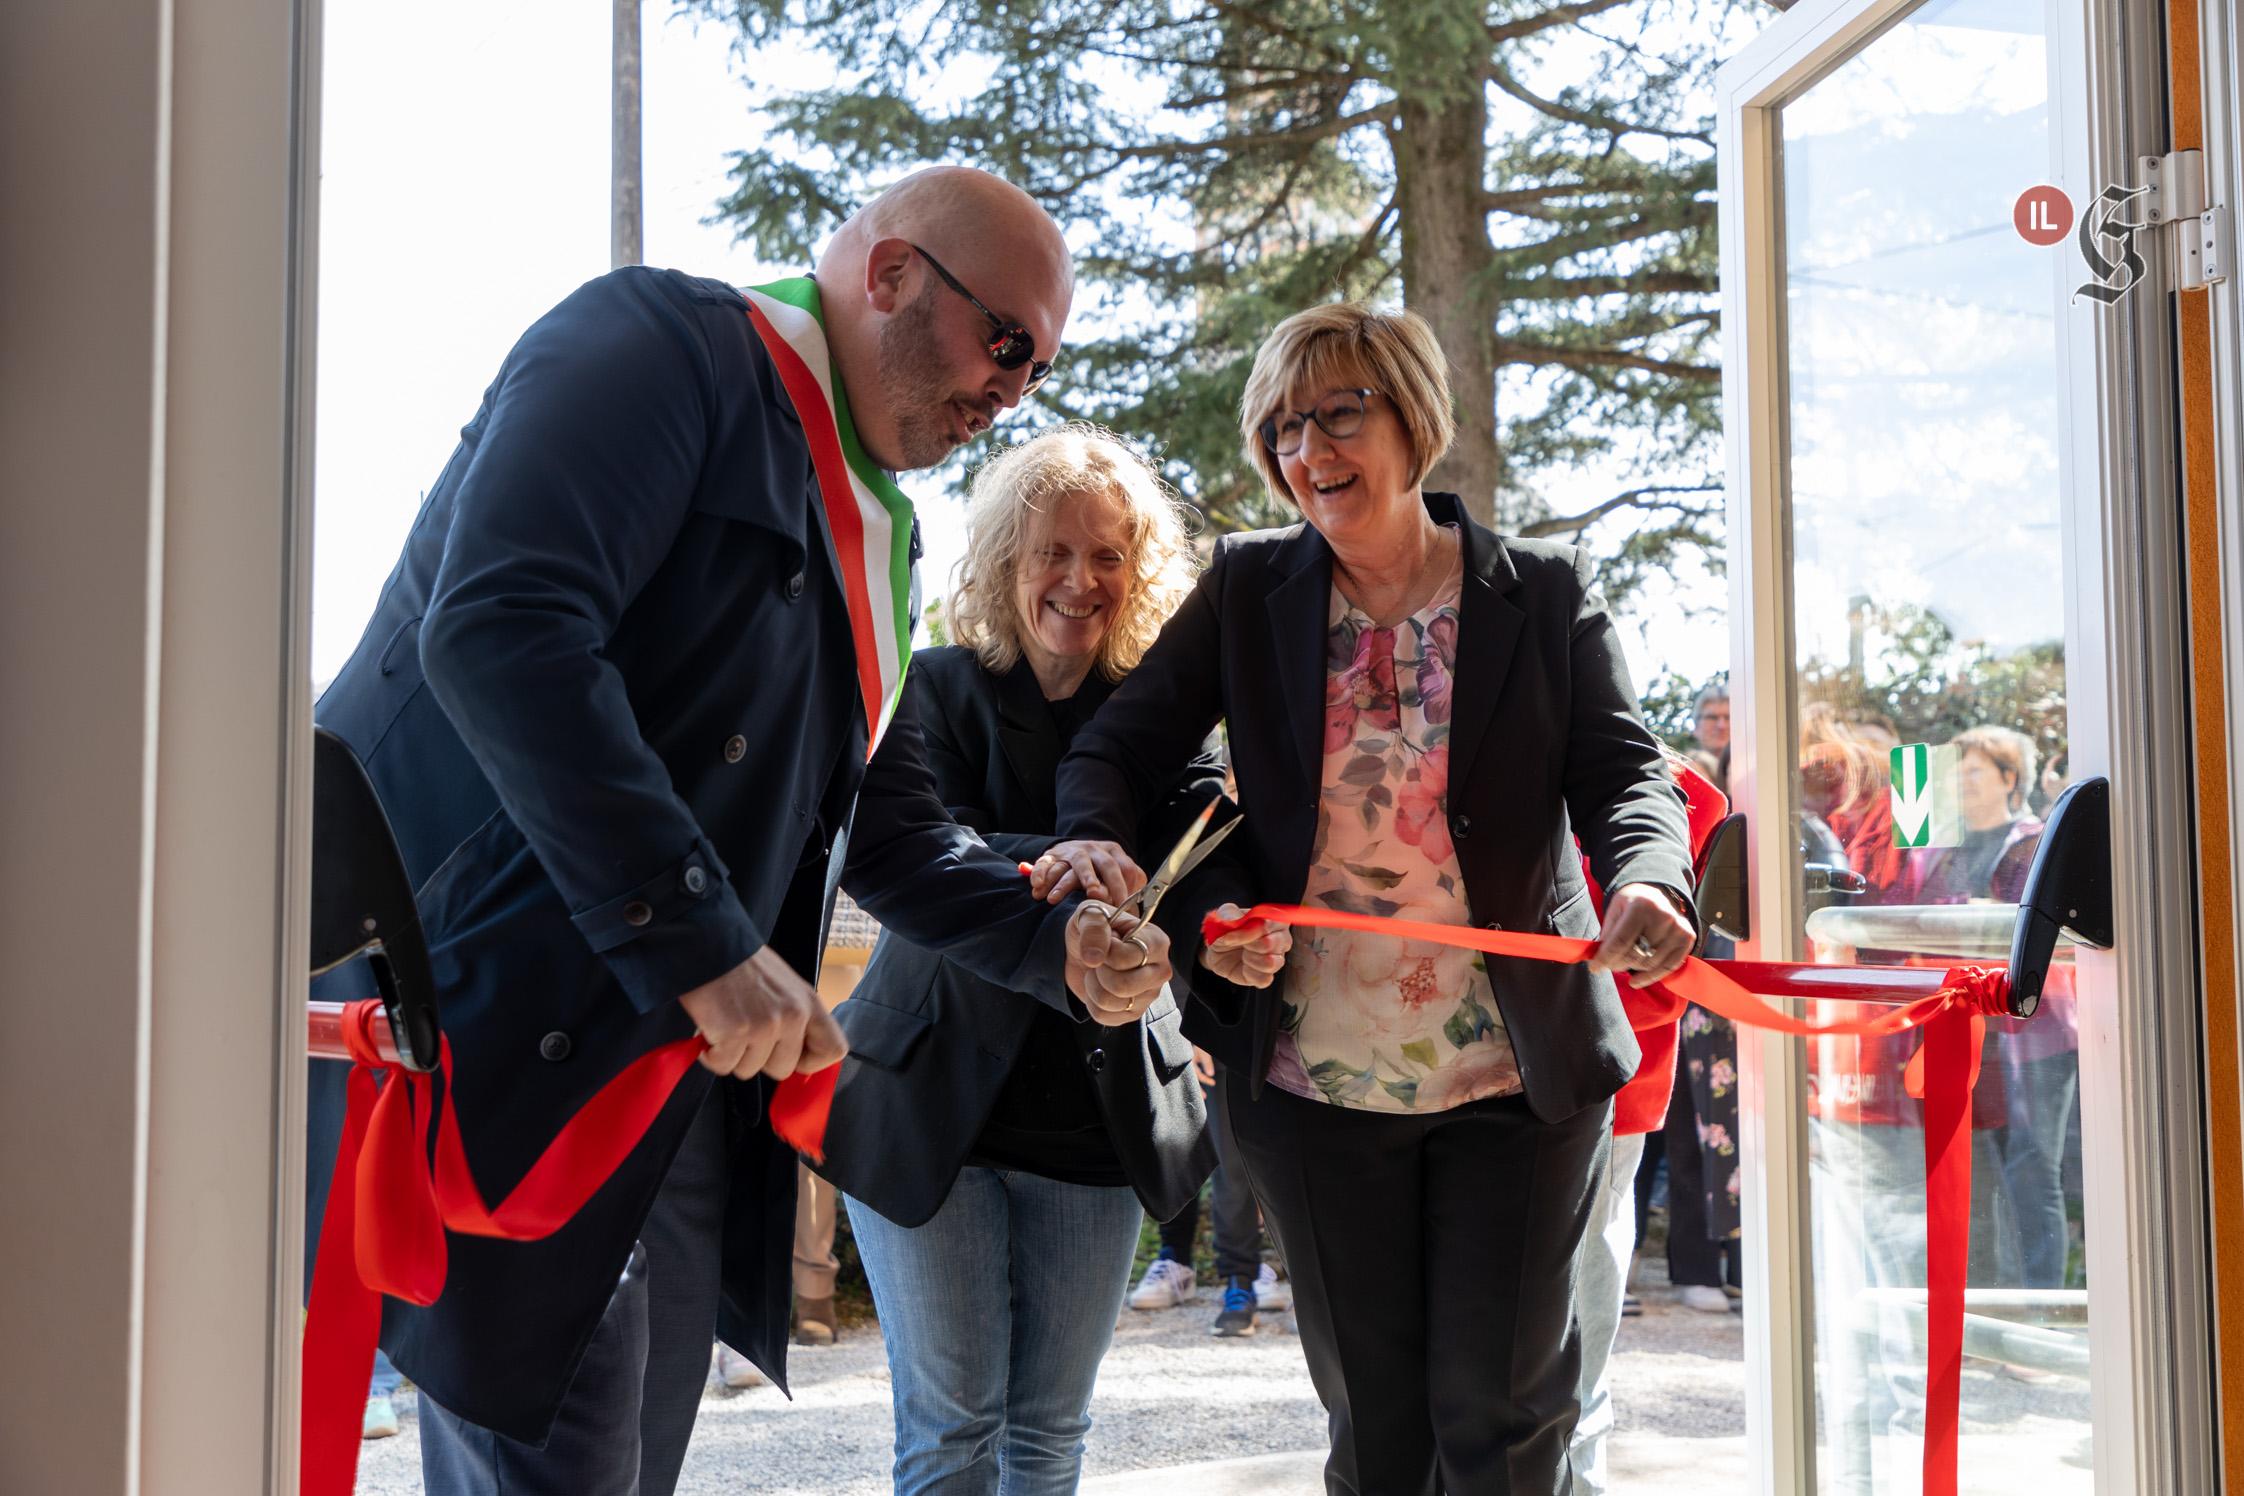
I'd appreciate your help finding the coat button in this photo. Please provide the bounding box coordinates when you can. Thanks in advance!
[723,735,747,764]
[785,573,805,600]
[1085,1047,1105,1074]
[623,900,654,927]
[1484,919,1504,932]
[1453,814,1472,839]
[683,865,708,896]
[538,1031,572,1062]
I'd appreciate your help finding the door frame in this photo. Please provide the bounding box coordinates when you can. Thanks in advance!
[1714,0,2213,1489]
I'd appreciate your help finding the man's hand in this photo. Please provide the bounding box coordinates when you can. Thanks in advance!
[677,947,849,1081]
[1588,883,1696,985]
[1028,840,1146,905]
[1199,904,1292,989]
[1065,900,1173,1023]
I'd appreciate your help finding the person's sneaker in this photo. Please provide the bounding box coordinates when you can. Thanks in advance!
[793,1295,837,1347]
[1212,1276,1258,1337]
[1679,1285,1733,1314]
[1252,1262,1291,1312]
[713,1342,765,1388]
[1128,1256,1198,1310]
[361,1394,401,1440]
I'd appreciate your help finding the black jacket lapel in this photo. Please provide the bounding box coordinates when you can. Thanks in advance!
[1432,495,1525,801]
[1266,524,1334,793]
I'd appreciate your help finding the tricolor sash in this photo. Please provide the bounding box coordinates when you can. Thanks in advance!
[742,278,916,753]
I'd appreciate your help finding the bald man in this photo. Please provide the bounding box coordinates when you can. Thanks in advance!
[311,167,1165,1495]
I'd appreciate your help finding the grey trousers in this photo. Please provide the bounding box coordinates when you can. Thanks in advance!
[1569,1130,1646,1496]
[418,1092,728,1496]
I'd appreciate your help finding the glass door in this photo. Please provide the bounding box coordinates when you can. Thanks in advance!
[1779,6,2086,1489]
[1717,0,2204,1490]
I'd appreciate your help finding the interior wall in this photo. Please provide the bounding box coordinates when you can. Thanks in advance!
[0,1,310,1491]
[0,4,173,1490]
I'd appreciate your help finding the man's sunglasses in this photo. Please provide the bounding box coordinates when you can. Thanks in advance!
[1259,387,1377,456]
[911,243,1054,394]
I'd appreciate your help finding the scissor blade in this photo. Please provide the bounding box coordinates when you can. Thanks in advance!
[1166,810,1241,883]
[1145,799,1220,894]
[1127,802,1242,925]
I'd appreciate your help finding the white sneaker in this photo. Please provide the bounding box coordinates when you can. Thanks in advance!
[361,1394,401,1440]
[1679,1285,1733,1314]
[1253,1262,1291,1312]
[1128,1257,1198,1310]
[713,1342,765,1388]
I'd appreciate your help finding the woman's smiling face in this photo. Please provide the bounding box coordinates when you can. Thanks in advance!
[1012,488,1132,674]
[1274,381,1421,550]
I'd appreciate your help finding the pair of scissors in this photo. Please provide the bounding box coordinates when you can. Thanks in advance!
[1117,798,1242,929]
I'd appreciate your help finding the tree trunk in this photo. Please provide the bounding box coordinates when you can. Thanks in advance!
[1391,89,1502,529]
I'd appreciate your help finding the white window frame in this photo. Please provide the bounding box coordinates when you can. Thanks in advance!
[1714,0,2213,1489]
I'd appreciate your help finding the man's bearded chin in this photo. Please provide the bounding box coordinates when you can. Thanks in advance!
[875,288,964,472]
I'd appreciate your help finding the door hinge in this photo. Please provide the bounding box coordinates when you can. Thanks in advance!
[2139,149,2231,290]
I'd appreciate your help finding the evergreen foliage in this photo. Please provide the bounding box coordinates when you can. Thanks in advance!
[689,0,1767,606]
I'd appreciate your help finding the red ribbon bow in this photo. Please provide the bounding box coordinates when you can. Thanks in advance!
[1205,904,2011,1496]
[302,1002,835,1496]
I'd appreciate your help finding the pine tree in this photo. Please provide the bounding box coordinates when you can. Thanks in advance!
[692,0,1765,602]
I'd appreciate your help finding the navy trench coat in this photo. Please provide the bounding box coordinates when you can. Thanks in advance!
[314,266,1075,1442]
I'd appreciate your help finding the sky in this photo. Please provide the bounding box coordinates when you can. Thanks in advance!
[311,1,1733,692]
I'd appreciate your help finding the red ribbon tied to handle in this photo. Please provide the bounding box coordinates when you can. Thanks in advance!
[303,1001,836,1496]
[1204,904,2012,1496]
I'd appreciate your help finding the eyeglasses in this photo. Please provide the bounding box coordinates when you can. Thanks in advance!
[1258,388,1377,456]
[910,244,1054,394]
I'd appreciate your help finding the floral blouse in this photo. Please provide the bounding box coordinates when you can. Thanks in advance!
[1265,532,1523,1113]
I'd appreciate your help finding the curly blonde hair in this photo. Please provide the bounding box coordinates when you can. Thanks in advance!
[947,424,1199,682]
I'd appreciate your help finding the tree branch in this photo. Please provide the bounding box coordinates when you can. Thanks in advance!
[1517,482,1722,539]
[1496,338,1719,381]
[1205,0,1358,71]
[1326,192,1401,289]
[1110,99,1401,160]
[1484,58,1713,145]
[1487,0,1640,44]
[1497,200,1713,267]
[1498,270,1717,299]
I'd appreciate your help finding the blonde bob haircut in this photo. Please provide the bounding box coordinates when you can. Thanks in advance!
[1238,303,1457,509]
[946,423,1199,683]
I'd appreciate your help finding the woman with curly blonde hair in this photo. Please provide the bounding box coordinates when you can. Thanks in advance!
[817,423,1224,1496]
[944,422,1199,690]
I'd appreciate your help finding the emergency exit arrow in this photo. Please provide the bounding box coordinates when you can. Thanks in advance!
[1892,743,1934,848]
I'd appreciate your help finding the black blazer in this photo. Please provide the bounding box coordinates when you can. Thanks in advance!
[1056,494,1696,1123]
[823,647,1224,1225]
[313,268,1078,1441]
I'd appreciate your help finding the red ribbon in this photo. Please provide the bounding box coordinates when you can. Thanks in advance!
[1205,903,2013,1496]
[303,1001,835,1496]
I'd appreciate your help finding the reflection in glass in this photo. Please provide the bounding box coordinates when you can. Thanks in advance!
[1778,0,2088,1489]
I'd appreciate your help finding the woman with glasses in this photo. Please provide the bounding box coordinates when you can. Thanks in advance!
[819,425,1231,1496]
[1053,303,1697,1492]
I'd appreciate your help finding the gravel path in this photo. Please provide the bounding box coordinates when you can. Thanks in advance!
[350,1272,1751,1494]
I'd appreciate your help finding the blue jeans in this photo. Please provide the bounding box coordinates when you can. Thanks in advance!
[848,1169,1142,1496]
